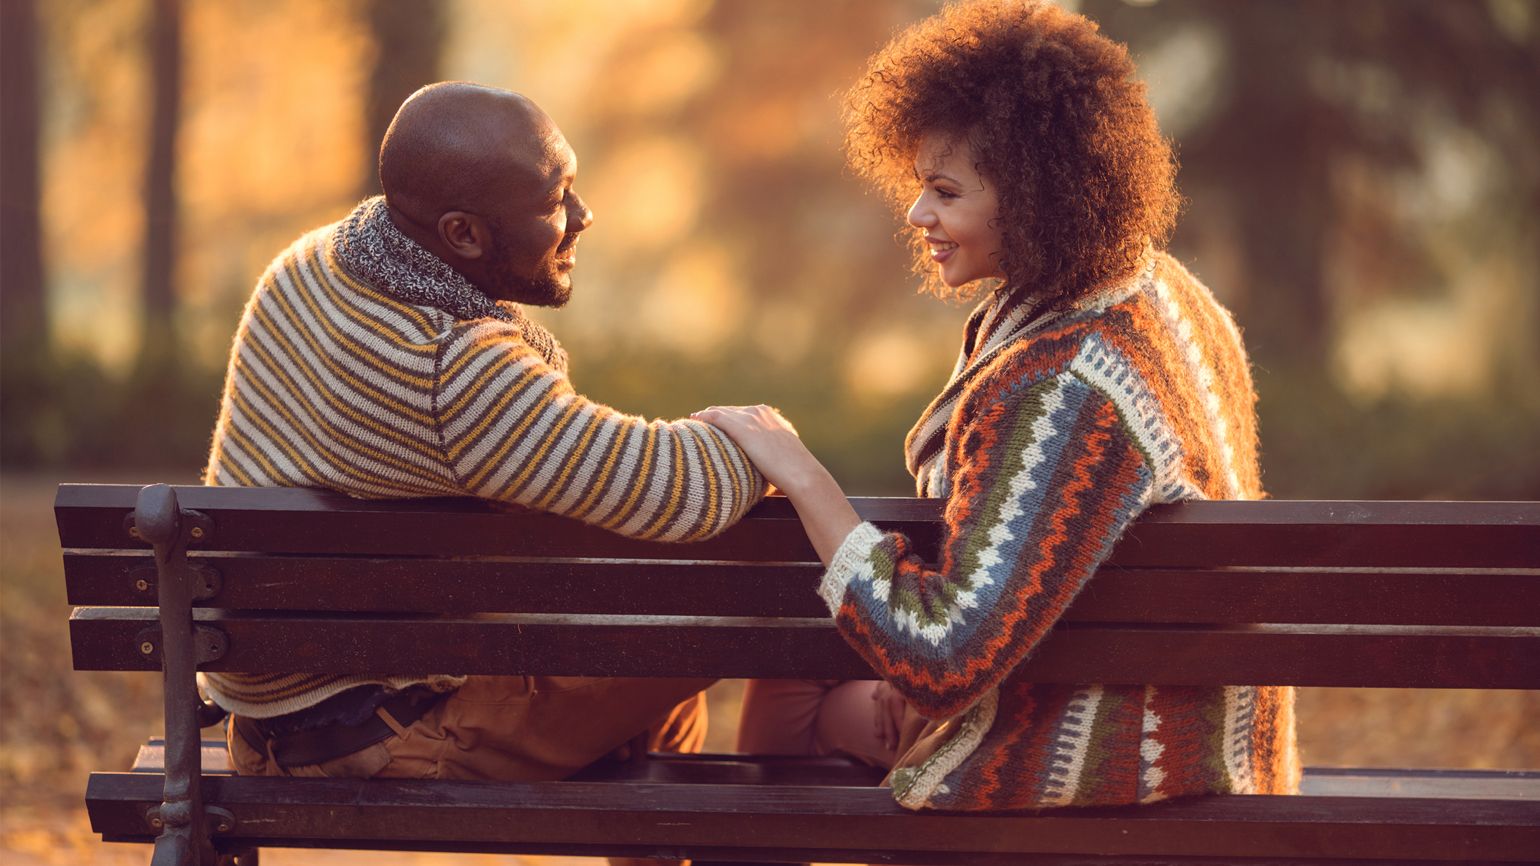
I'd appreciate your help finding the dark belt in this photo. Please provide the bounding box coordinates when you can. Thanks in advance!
[233,689,443,768]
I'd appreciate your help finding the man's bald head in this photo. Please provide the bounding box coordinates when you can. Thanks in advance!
[379,82,557,221]
[375,82,593,307]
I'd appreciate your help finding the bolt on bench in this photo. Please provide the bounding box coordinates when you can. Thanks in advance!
[59,483,1540,865]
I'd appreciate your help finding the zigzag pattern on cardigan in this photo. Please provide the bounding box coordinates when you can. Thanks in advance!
[201,214,767,718]
[823,252,1297,810]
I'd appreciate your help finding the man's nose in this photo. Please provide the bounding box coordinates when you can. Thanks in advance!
[906,193,934,228]
[568,191,594,232]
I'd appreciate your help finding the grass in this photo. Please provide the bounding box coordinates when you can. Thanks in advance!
[3,471,1536,863]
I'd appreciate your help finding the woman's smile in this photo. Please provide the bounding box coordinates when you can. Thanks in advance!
[925,235,959,262]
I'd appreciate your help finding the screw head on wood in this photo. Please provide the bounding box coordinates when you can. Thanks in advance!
[139,641,155,655]
[135,579,149,591]
[128,526,141,539]
[189,526,205,540]
[149,816,163,828]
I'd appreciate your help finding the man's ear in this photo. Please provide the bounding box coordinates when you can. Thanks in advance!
[437,211,488,260]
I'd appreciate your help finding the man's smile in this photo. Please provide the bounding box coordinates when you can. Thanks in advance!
[556,233,579,269]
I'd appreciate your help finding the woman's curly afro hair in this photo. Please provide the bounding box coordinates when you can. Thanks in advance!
[844,0,1180,303]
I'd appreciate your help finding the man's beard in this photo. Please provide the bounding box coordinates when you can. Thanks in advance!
[484,220,573,308]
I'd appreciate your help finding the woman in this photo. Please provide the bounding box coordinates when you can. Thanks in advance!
[696,0,1299,811]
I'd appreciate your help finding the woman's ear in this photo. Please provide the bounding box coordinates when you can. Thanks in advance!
[437,211,488,260]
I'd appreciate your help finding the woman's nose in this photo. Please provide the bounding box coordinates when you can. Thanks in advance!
[906,194,934,228]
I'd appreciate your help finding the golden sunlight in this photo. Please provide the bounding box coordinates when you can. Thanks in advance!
[444,0,710,121]
[604,29,722,118]
[751,299,817,367]
[639,244,744,356]
[587,134,705,252]
[843,324,933,399]
[1333,263,1525,399]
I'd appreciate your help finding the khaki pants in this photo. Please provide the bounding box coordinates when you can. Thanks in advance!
[228,675,712,781]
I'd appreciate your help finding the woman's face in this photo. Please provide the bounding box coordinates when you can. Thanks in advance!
[906,133,1005,288]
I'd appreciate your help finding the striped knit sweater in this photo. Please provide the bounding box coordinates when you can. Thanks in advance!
[821,252,1299,810]
[201,198,767,718]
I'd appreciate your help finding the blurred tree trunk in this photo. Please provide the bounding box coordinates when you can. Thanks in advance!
[0,0,50,466]
[360,0,444,198]
[140,0,182,358]
[1081,0,1338,364]
[1083,0,1540,368]
[1,0,45,355]
[1192,2,1335,364]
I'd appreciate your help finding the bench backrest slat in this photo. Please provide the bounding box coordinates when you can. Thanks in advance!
[56,484,1540,567]
[61,552,1540,626]
[68,607,1540,688]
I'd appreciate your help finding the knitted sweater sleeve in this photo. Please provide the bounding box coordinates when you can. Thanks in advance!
[819,370,1157,719]
[433,322,768,542]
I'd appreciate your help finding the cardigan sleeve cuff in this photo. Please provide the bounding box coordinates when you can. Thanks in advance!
[818,521,886,617]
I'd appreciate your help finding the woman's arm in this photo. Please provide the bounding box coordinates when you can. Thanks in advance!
[689,405,860,566]
[834,373,1156,719]
[694,405,911,753]
[701,370,1159,721]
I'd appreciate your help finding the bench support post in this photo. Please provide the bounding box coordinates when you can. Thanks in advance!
[135,484,220,866]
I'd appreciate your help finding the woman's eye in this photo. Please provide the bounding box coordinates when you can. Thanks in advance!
[935,187,960,200]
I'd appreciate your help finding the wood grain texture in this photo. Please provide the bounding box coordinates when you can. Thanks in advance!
[69,607,1540,687]
[56,485,1540,566]
[63,552,1540,625]
[126,741,1540,801]
[59,484,1540,864]
[84,771,1540,863]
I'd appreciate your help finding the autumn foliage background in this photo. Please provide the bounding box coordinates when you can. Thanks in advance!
[1,1,1537,863]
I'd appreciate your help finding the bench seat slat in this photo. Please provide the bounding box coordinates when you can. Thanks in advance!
[129,739,893,786]
[126,740,1540,802]
[55,485,1540,568]
[69,607,1540,688]
[63,552,1540,625]
[84,771,1540,863]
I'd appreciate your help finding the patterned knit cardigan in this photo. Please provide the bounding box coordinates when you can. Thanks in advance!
[201,199,767,718]
[821,252,1299,810]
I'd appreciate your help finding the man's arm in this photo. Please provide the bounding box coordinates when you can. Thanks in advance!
[434,321,767,541]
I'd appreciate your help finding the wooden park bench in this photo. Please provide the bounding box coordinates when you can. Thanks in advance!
[58,482,1540,865]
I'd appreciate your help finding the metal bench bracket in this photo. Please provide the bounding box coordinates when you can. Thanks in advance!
[131,563,223,603]
[135,624,229,666]
[133,484,223,866]
[146,804,235,835]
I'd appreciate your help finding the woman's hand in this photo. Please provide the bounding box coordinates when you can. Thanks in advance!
[872,680,909,754]
[690,405,822,498]
[692,404,862,567]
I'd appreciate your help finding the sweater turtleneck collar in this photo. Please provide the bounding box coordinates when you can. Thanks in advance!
[331,196,568,373]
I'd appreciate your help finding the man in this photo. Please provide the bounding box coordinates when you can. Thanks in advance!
[202,82,766,782]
